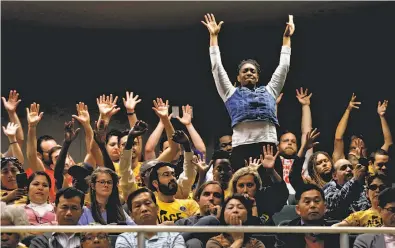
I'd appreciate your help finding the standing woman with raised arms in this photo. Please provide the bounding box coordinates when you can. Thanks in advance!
[202,13,295,172]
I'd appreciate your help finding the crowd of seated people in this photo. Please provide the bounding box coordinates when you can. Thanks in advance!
[1,13,394,248]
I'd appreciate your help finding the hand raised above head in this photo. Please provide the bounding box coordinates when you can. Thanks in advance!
[201,13,224,36]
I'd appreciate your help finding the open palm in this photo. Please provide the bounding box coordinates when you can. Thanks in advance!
[201,14,224,35]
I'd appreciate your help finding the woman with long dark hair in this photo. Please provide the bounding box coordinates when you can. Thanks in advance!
[206,194,266,248]
[78,167,135,225]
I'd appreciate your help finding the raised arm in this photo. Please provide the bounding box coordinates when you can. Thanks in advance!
[123,91,143,160]
[377,100,393,152]
[332,94,361,162]
[119,120,148,200]
[202,14,235,102]
[296,88,313,157]
[2,122,24,165]
[54,120,80,191]
[71,102,96,166]
[172,130,197,199]
[176,104,206,157]
[266,15,294,99]
[152,98,180,161]
[2,90,24,149]
[93,120,116,172]
[26,103,45,172]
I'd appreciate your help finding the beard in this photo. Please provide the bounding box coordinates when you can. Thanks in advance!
[320,171,332,183]
[158,180,178,196]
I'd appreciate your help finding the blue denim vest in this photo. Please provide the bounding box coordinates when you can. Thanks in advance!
[224,86,279,128]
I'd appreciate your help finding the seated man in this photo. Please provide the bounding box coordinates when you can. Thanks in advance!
[334,174,391,227]
[116,187,185,247]
[148,162,200,223]
[353,187,395,248]
[275,184,340,248]
[176,181,224,248]
[30,187,85,248]
[323,159,369,220]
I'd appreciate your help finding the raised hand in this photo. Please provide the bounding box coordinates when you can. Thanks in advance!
[129,120,148,138]
[176,104,192,126]
[123,91,142,113]
[304,128,320,150]
[152,98,169,119]
[349,138,364,159]
[172,130,190,145]
[72,102,90,126]
[245,157,261,170]
[192,154,211,175]
[377,100,389,116]
[347,93,361,111]
[276,93,284,105]
[64,119,80,144]
[2,90,22,113]
[93,120,108,145]
[96,94,120,118]
[296,87,312,106]
[260,145,280,170]
[2,122,19,137]
[26,102,44,127]
[284,15,295,37]
[201,13,224,36]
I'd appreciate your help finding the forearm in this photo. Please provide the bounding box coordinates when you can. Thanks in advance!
[119,149,138,200]
[186,124,206,156]
[89,139,103,168]
[96,142,115,172]
[7,111,24,144]
[162,117,180,158]
[54,141,71,190]
[335,109,351,140]
[26,126,45,171]
[7,135,24,164]
[300,105,312,146]
[176,152,197,199]
[144,121,164,160]
[282,36,291,48]
[82,123,94,155]
[210,34,218,47]
[380,116,393,151]
[268,169,282,183]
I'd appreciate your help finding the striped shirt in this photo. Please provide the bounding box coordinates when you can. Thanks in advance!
[50,233,80,248]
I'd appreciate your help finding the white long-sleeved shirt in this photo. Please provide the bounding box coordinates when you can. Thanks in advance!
[209,45,291,146]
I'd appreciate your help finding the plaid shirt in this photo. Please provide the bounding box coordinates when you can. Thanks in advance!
[323,179,370,220]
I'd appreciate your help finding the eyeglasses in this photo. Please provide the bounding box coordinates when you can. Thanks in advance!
[95,180,113,186]
[82,233,108,242]
[339,164,353,171]
[159,171,175,178]
[383,207,395,214]
[368,184,387,192]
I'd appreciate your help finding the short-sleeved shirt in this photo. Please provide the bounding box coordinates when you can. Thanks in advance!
[156,197,200,223]
[344,208,382,227]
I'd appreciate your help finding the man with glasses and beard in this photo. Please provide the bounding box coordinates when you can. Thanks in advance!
[323,159,369,221]
[149,162,199,223]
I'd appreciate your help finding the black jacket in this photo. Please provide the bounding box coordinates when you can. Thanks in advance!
[274,217,340,248]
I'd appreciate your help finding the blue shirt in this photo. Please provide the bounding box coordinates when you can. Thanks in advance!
[78,206,135,225]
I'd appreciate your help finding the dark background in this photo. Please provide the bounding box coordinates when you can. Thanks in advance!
[1,2,394,163]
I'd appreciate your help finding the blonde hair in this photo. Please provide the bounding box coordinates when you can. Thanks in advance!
[229,167,262,196]
[0,202,30,239]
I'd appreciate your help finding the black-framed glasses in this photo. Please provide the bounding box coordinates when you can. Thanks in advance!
[383,207,395,214]
[95,180,113,186]
[368,184,387,192]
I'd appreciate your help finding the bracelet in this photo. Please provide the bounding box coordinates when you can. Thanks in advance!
[9,141,18,145]
[126,112,135,116]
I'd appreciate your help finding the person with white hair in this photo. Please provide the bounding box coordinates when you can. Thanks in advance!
[1,201,30,248]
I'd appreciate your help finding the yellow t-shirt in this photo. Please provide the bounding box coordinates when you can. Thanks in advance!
[344,208,382,227]
[132,162,142,185]
[224,188,231,199]
[113,162,120,175]
[156,197,200,223]
[0,189,27,205]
